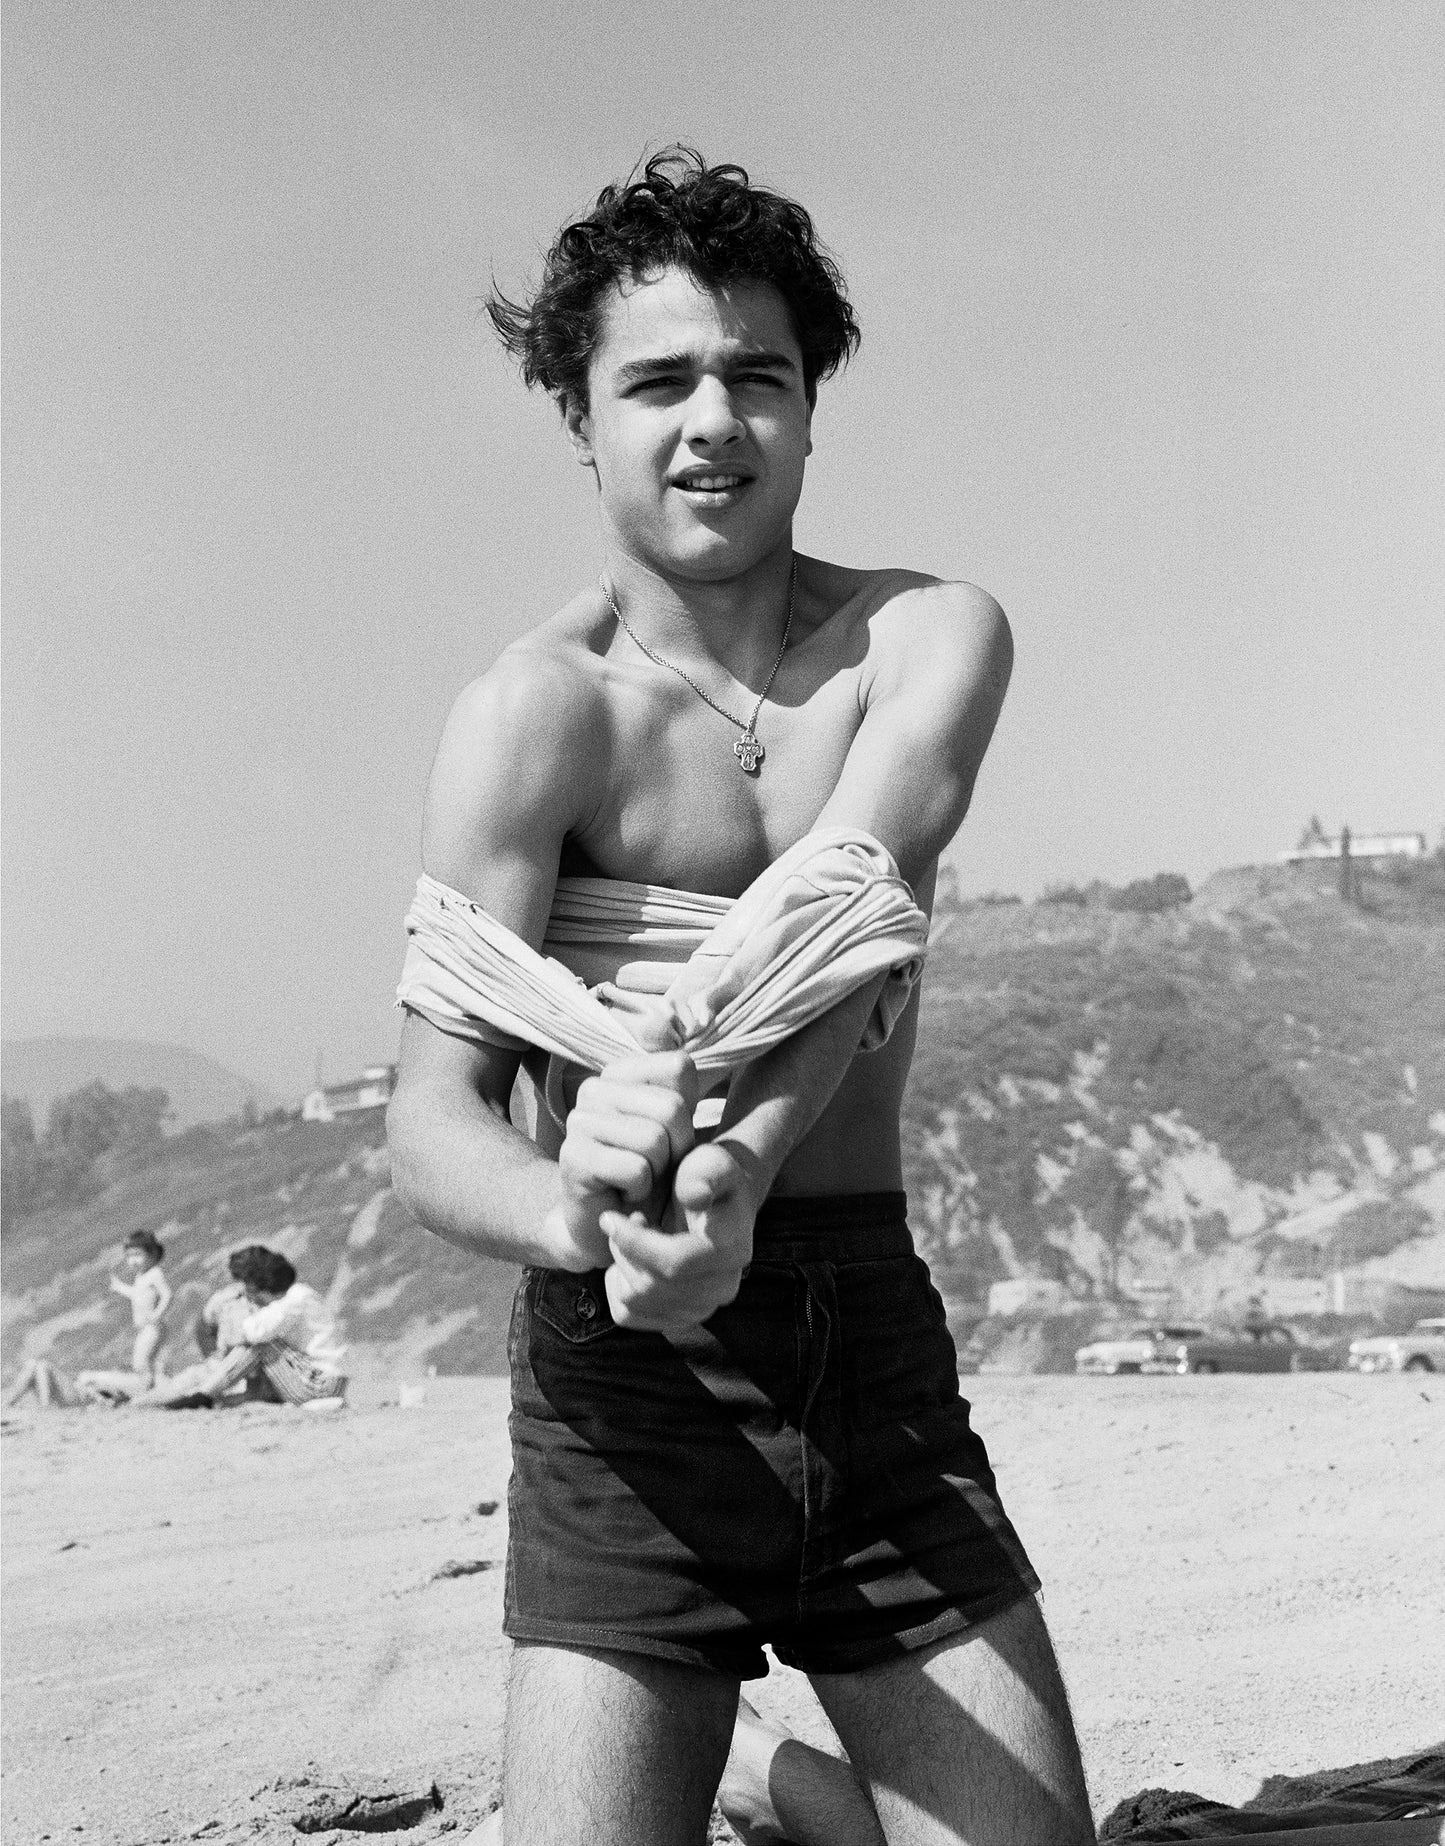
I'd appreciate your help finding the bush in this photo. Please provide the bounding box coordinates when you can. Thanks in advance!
[1108,872,1192,913]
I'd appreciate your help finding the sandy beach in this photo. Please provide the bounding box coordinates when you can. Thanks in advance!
[2,1373,1441,1844]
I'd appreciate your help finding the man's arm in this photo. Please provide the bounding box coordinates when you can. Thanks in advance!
[602,581,1013,1330]
[815,578,1014,882]
[387,648,696,1272]
[239,1297,292,1345]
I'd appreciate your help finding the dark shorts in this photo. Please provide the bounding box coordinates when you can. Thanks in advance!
[504,1192,1040,1679]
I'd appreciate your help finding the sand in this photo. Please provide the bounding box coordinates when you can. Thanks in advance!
[2,1373,1441,1843]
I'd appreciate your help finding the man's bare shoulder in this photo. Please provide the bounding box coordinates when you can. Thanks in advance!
[423,591,615,895]
[801,559,1004,651]
[442,586,628,771]
[865,573,1008,650]
[799,559,1010,697]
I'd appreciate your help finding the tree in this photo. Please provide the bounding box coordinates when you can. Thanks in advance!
[0,1081,172,1224]
[46,1081,170,1162]
[1,1096,43,1226]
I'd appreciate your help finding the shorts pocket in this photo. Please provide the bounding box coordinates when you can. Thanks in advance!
[530,1267,616,1344]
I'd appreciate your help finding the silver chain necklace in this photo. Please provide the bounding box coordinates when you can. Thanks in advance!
[600,557,796,774]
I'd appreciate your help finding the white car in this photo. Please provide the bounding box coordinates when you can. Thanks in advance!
[1347,1319,1445,1374]
[1074,1326,1209,1376]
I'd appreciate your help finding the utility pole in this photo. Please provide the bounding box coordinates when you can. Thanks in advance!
[1338,824,1353,903]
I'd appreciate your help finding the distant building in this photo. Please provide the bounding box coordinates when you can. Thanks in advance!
[301,1064,397,1124]
[1282,823,1425,864]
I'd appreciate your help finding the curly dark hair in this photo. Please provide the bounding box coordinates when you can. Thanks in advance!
[124,1230,165,1264]
[229,1246,296,1297]
[487,147,859,410]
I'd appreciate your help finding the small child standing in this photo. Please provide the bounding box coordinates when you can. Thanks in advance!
[10,1230,175,1408]
[107,1230,172,1386]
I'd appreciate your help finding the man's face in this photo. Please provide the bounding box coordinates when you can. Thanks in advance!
[566,266,813,581]
[121,1247,146,1276]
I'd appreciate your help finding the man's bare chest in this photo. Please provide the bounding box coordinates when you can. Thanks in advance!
[564,653,867,897]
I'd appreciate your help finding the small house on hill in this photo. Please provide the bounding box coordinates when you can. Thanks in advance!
[301,1064,396,1124]
[1282,819,1426,864]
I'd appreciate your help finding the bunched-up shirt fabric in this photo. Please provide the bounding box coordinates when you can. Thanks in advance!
[395,827,930,1127]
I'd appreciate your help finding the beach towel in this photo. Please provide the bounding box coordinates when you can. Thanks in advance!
[1098,1747,1445,1840]
[396,826,929,1125]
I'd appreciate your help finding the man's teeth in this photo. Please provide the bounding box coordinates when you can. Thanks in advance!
[680,476,745,490]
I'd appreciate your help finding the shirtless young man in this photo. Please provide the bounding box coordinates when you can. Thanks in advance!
[387,151,1093,1846]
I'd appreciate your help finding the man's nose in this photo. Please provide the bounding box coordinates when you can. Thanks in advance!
[682,377,743,446]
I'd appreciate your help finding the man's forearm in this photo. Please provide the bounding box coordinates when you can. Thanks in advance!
[388,1078,566,1268]
[715,971,889,1201]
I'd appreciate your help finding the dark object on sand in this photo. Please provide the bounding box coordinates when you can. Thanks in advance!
[290,1780,443,1833]
[430,1557,496,1581]
[1098,1747,1445,1840]
[474,1499,499,1516]
[189,1770,445,1840]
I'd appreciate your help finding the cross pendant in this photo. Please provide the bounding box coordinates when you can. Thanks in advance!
[734,731,764,773]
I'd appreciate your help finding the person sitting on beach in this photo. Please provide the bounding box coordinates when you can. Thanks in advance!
[5,1357,99,1409]
[122,1245,281,1409]
[135,1247,348,1408]
[194,1250,263,1361]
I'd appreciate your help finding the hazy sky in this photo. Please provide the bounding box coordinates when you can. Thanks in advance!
[4,1,1442,1100]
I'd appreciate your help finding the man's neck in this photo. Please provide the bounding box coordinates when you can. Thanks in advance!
[600,541,797,687]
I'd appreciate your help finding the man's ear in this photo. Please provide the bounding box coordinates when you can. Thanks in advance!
[804,387,815,458]
[561,394,595,466]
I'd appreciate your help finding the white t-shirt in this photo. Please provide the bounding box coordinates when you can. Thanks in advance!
[241,1283,346,1368]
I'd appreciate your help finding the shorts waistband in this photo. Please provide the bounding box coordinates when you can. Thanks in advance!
[751,1191,912,1262]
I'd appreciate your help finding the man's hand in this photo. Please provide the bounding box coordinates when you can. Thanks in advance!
[600,1141,762,1333]
[543,1050,699,1272]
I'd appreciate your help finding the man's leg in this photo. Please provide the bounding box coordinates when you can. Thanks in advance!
[503,1642,738,1846]
[255,1345,346,1404]
[809,1596,1093,1846]
[718,1695,885,1846]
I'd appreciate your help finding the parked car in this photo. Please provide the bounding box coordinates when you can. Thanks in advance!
[1347,1319,1445,1374]
[1142,1325,1314,1374]
[1074,1326,1209,1375]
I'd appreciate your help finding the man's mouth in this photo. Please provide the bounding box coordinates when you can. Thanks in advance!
[671,471,753,497]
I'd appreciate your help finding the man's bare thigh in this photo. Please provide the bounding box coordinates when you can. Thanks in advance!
[807,1596,1094,1846]
[503,1641,739,1846]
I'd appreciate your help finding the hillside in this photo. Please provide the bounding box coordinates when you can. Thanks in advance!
[906,856,1445,1355]
[0,1109,518,1381]
[1,1036,283,1130]
[3,857,1442,1382]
